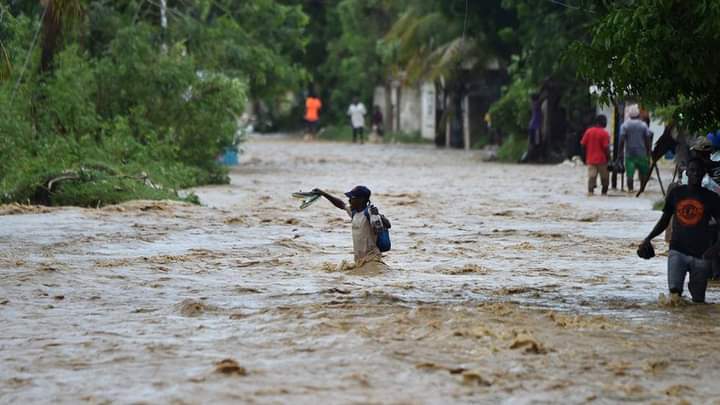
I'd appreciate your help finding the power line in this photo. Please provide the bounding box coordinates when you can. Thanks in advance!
[545,0,595,13]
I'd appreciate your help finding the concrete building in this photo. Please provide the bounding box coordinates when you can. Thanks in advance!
[374,60,505,149]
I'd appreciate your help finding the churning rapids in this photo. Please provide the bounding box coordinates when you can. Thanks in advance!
[3,135,720,404]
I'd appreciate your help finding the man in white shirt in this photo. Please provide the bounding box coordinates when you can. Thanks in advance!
[347,97,367,144]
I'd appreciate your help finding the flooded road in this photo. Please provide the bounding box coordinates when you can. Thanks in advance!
[3,135,720,404]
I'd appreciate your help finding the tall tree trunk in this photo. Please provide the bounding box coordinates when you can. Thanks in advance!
[40,0,62,72]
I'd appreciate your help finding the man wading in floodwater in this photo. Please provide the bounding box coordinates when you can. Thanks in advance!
[313,186,390,272]
[639,159,720,303]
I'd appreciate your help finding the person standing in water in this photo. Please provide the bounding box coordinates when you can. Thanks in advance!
[313,185,390,271]
[618,104,652,192]
[639,158,720,303]
[580,115,611,196]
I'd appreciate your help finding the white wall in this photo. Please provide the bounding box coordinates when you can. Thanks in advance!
[399,86,421,133]
[420,82,436,140]
[375,81,437,137]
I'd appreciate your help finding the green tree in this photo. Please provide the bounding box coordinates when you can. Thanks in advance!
[39,0,85,72]
[572,0,720,132]
[1,0,307,206]
[487,0,600,153]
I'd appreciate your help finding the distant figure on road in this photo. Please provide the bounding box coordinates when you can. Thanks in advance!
[313,185,391,272]
[304,93,322,140]
[523,93,542,162]
[639,158,720,303]
[580,115,611,196]
[372,105,384,137]
[618,104,652,192]
[347,97,367,144]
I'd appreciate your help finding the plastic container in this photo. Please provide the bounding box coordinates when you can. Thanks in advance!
[219,148,239,166]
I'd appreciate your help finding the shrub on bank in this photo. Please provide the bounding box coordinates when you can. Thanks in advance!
[496,135,528,162]
[0,13,246,207]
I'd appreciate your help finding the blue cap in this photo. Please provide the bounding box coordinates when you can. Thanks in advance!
[345,185,371,200]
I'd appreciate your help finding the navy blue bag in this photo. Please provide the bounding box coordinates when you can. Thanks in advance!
[364,207,391,252]
[376,228,391,252]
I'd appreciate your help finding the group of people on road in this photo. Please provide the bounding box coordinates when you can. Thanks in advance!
[580,105,652,196]
[304,93,384,143]
[580,105,720,304]
[305,97,720,304]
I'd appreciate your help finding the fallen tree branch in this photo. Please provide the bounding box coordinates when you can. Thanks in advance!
[46,172,80,191]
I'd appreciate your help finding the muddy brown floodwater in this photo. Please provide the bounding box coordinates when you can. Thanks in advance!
[2,135,720,404]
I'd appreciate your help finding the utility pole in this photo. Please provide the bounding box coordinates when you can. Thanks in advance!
[160,0,167,53]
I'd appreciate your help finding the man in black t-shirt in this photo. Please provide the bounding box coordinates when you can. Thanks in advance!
[639,159,720,302]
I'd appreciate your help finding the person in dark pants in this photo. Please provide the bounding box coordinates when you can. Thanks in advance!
[347,97,367,144]
[580,115,611,195]
[523,93,542,162]
[304,93,322,139]
[639,158,720,303]
[372,105,384,137]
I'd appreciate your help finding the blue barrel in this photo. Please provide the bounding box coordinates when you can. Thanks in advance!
[219,148,239,165]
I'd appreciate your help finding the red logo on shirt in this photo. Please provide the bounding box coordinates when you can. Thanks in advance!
[676,198,704,226]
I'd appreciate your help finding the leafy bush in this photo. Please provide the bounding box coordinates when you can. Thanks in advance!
[488,77,532,140]
[496,134,528,162]
[319,125,353,141]
[0,8,248,207]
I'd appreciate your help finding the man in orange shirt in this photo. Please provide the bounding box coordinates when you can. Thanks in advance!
[305,93,322,139]
[580,115,611,196]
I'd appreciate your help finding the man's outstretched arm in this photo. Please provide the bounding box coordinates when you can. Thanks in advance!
[313,188,346,211]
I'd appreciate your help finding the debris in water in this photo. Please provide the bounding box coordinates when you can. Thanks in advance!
[509,333,547,354]
[497,286,533,295]
[223,216,247,225]
[320,260,354,272]
[214,359,247,376]
[665,384,694,397]
[0,203,52,215]
[177,299,212,317]
[645,359,670,375]
[445,264,489,275]
[461,370,492,386]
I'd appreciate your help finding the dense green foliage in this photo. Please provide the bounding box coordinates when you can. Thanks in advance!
[4,0,719,208]
[283,0,398,124]
[1,1,306,206]
[496,134,528,162]
[488,72,532,140]
[487,0,600,142]
[572,0,720,132]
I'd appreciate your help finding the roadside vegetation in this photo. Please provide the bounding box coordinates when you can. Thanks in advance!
[3,1,718,206]
[0,1,305,206]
